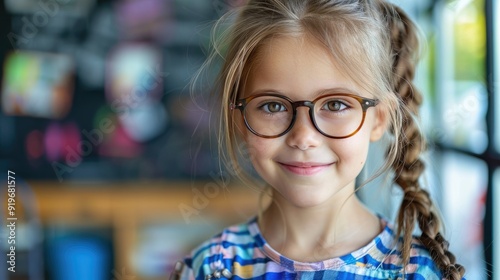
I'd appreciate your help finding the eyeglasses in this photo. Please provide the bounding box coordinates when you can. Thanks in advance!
[230,93,379,139]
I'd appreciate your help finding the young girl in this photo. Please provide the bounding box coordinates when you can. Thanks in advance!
[172,0,465,279]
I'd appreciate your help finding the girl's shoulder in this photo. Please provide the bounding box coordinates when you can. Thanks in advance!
[175,218,261,280]
[333,219,444,279]
[189,218,258,259]
[382,221,466,279]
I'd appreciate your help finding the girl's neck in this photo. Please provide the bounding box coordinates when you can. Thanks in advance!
[258,189,382,262]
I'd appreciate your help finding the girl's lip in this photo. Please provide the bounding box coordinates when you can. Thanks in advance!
[278,162,334,175]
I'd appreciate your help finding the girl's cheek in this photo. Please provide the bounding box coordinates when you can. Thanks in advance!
[246,137,270,157]
[245,137,282,165]
[330,132,371,160]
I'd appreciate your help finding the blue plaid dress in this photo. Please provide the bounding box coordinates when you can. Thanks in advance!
[176,217,452,280]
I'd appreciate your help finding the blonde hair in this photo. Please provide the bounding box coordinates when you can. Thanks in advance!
[195,0,465,278]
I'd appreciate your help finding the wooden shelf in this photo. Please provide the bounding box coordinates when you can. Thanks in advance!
[28,181,261,279]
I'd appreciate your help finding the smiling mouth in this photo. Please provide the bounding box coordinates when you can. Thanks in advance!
[278,162,334,176]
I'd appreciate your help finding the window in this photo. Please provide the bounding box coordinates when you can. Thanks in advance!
[434,0,488,154]
[424,0,499,279]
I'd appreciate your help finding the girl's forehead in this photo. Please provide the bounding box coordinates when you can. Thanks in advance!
[257,35,331,66]
[243,35,365,99]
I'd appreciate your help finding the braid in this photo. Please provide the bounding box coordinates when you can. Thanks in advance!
[379,2,465,279]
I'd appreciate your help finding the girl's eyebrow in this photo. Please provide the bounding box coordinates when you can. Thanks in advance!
[315,87,361,96]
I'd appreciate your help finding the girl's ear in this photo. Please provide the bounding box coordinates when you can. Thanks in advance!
[370,105,389,142]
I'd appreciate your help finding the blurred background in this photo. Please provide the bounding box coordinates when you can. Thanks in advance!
[0,0,498,279]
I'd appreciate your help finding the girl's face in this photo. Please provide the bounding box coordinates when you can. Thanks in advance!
[237,36,387,208]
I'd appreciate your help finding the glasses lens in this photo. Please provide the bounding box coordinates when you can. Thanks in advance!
[244,95,293,137]
[313,95,364,137]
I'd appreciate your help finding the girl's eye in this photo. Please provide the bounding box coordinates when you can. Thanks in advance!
[323,101,347,111]
[262,102,286,113]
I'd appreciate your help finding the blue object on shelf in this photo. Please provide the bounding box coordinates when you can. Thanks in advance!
[50,236,111,280]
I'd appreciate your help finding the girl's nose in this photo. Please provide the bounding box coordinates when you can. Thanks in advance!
[285,107,321,150]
